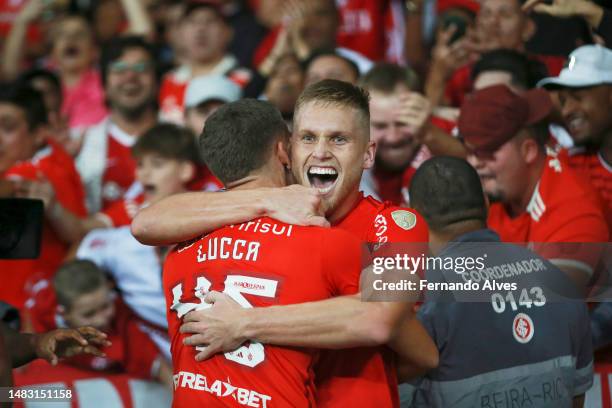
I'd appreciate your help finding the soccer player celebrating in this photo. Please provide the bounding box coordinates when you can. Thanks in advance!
[133,80,437,407]
[164,99,365,406]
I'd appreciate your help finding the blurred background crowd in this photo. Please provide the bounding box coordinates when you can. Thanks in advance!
[0,0,610,406]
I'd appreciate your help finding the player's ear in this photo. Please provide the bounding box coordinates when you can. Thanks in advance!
[276,140,290,168]
[179,161,196,184]
[362,140,376,169]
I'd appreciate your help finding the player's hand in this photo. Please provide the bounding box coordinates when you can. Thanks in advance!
[12,173,57,211]
[265,185,330,228]
[180,291,247,361]
[35,327,111,366]
[395,92,432,144]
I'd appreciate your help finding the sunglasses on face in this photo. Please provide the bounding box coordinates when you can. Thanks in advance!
[109,61,152,74]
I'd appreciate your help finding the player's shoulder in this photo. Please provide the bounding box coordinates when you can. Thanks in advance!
[376,201,427,234]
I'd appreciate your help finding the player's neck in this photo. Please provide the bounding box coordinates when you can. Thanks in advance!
[328,188,361,225]
[227,175,284,191]
[429,220,487,256]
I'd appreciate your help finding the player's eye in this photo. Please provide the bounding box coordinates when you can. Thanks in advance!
[331,136,347,144]
[301,134,315,143]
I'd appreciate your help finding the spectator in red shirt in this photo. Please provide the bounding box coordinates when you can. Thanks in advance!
[254,0,372,79]
[75,36,158,214]
[459,84,608,286]
[537,45,612,231]
[0,84,86,308]
[158,2,259,124]
[425,0,565,108]
[359,63,465,205]
[25,260,172,389]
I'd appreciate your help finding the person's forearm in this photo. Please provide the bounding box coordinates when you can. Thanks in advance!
[120,0,153,39]
[2,19,28,81]
[391,316,439,382]
[423,126,466,158]
[404,8,427,78]
[132,190,267,246]
[576,1,605,29]
[0,325,37,368]
[424,65,449,107]
[47,201,101,244]
[240,295,407,349]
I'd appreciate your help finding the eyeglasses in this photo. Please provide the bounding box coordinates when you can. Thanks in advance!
[458,135,497,160]
[109,61,153,74]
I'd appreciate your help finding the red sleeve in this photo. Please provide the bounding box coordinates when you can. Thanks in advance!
[369,207,429,278]
[23,279,58,333]
[98,199,130,227]
[119,307,161,379]
[253,27,280,68]
[321,230,363,296]
[444,64,473,107]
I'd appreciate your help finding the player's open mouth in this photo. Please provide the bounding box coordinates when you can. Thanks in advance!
[307,166,339,195]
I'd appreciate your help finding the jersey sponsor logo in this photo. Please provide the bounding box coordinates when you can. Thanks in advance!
[513,313,534,344]
[391,210,417,230]
[173,371,272,407]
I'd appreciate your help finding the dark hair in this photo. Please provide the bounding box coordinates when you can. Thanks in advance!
[100,36,157,87]
[409,156,487,231]
[182,1,228,23]
[360,63,419,93]
[525,121,550,148]
[53,260,108,308]
[132,123,200,164]
[471,49,548,90]
[0,84,48,130]
[303,49,360,81]
[200,99,288,184]
[295,79,370,125]
[18,69,61,94]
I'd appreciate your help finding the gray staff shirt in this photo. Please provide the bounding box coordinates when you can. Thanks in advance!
[409,229,593,408]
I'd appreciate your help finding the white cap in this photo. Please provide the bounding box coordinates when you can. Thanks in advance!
[537,45,612,89]
[184,75,242,108]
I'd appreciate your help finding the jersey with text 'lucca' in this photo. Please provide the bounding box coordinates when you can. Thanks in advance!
[314,193,429,408]
[163,217,363,408]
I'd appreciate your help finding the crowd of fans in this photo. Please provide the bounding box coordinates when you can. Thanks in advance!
[0,0,610,406]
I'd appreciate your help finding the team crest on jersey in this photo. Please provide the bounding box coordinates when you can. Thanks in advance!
[513,313,534,344]
[391,210,416,230]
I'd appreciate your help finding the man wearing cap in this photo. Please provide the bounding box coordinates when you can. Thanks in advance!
[459,84,608,285]
[537,45,612,231]
[183,74,242,137]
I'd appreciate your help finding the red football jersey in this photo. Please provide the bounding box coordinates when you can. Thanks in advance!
[314,194,429,408]
[163,217,363,407]
[0,139,87,308]
[158,63,253,124]
[24,279,161,378]
[561,148,612,232]
[488,146,609,276]
[100,125,137,211]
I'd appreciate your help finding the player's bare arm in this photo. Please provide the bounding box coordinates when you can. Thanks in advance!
[131,185,328,246]
[179,289,438,377]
